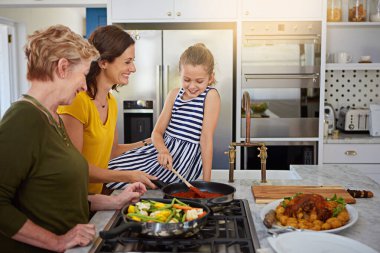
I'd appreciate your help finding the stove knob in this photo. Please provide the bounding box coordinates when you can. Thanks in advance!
[349,124,355,130]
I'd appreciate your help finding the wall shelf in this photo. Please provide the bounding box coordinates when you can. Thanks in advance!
[326,63,380,70]
[327,22,380,27]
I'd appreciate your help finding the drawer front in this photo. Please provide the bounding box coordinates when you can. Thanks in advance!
[323,144,380,164]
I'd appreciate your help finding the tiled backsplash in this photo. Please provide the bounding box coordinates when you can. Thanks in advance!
[324,69,380,113]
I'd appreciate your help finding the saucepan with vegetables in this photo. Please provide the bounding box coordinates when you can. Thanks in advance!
[99,198,210,239]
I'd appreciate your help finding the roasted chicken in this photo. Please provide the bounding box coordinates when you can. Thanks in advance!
[284,194,332,222]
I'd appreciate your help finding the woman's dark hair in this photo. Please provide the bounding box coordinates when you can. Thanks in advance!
[86,25,135,99]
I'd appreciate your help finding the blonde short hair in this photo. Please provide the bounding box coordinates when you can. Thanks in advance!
[25,25,99,81]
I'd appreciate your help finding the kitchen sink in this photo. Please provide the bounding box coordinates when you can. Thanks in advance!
[211,169,302,180]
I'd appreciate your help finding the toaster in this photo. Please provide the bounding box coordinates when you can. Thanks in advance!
[337,107,370,131]
[369,104,380,136]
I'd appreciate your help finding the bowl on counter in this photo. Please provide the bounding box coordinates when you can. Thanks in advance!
[251,102,268,113]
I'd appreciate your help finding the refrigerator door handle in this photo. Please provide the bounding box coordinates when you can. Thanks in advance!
[156,65,163,117]
[163,65,170,103]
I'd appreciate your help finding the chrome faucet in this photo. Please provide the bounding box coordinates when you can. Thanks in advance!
[225,91,268,183]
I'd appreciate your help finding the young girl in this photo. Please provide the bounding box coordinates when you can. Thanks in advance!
[107,43,221,189]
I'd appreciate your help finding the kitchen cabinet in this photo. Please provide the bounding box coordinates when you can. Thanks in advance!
[323,143,380,163]
[323,143,380,184]
[109,0,237,22]
[241,0,323,20]
[110,0,174,21]
[323,8,380,171]
[326,22,380,70]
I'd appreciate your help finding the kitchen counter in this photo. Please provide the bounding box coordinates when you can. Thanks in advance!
[324,132,380,144]
[67,165,380,253]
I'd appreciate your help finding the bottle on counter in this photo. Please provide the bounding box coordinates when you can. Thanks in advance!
[370,0,380,22]
[327,0,342,22]
[349,0,367,21]
[324,120,329,138]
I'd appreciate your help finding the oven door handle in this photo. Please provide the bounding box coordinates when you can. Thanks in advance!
[245,73,319,81]
[244,34,320,42]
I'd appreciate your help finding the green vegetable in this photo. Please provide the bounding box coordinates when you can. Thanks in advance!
[326,194,346,217]
[125,198,200,224]
[127,213,162,222]
[165,209,176,223]
[282,192,303,207]
[181,212,187,222]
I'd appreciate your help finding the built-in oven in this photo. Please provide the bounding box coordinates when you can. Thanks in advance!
[242,141,317,170]
[123,100,153,143]
[241,21,321,139]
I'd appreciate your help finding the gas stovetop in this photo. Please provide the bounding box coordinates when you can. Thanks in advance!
[90,199,260,253]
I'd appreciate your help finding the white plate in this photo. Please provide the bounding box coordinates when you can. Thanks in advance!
[268,231,378,253]
[260,199,358,233]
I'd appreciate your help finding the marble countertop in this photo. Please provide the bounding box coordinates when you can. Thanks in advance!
[324,132,380,144]
[67,165,380,253]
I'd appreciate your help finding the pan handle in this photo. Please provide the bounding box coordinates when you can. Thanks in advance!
[99,222,142,239]
[151,179,168,189]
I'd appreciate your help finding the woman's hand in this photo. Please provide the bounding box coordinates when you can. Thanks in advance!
[56,224,96,251]
[114,182,146,209]
[114,182,147,208]
[157,149,173,170]
[124,171,157,189]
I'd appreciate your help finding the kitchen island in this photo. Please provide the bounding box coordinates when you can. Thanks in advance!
[67,165,380,253]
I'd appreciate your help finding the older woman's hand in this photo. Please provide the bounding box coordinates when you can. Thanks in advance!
[56,223,96,251]
[114,182,147,209]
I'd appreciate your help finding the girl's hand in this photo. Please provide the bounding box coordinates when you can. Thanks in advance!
[157,149,173,170]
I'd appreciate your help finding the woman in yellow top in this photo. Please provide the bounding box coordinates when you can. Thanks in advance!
[58,25,156,194]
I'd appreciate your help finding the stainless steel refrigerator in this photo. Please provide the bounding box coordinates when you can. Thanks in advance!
[112,28,234,170]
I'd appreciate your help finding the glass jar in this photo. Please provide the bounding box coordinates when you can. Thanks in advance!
[349,0,367,21]
[327,0,342,22]
[370,0,380,22]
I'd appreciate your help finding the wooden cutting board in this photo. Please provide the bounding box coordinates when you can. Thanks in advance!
[252,185,356,204]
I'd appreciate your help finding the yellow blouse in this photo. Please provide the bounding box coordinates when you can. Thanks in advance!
[58,91,118,194]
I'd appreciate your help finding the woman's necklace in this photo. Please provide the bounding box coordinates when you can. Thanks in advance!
[21,94,69,145]
[95,97,107,108]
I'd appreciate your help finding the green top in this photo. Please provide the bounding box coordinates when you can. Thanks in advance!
[0,99,89,253]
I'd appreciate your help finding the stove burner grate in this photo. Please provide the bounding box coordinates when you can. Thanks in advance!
[93,199,259,253]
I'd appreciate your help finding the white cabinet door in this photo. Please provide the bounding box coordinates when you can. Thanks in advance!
[175,0,237,19]
[323,144,380,164]
[110,0,175,21]
[241,0,323,19]
[110,0,237,21]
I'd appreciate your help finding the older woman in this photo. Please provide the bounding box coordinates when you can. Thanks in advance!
[0,25,146,253]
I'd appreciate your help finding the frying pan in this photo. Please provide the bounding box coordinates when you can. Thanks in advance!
[153,180,236,205]
[99,198,210,239]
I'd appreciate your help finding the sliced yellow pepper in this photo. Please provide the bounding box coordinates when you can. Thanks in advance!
[129,215,141,222]
[154,202,166,208]
[151,209,172,222]
[127,205,135,214]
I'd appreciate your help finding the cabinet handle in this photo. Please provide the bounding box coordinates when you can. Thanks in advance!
[344,150,357,156]
[167,11,172,16]
[176,11,181,16]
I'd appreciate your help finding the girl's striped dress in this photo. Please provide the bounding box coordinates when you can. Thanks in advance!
[106,86,215,190]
